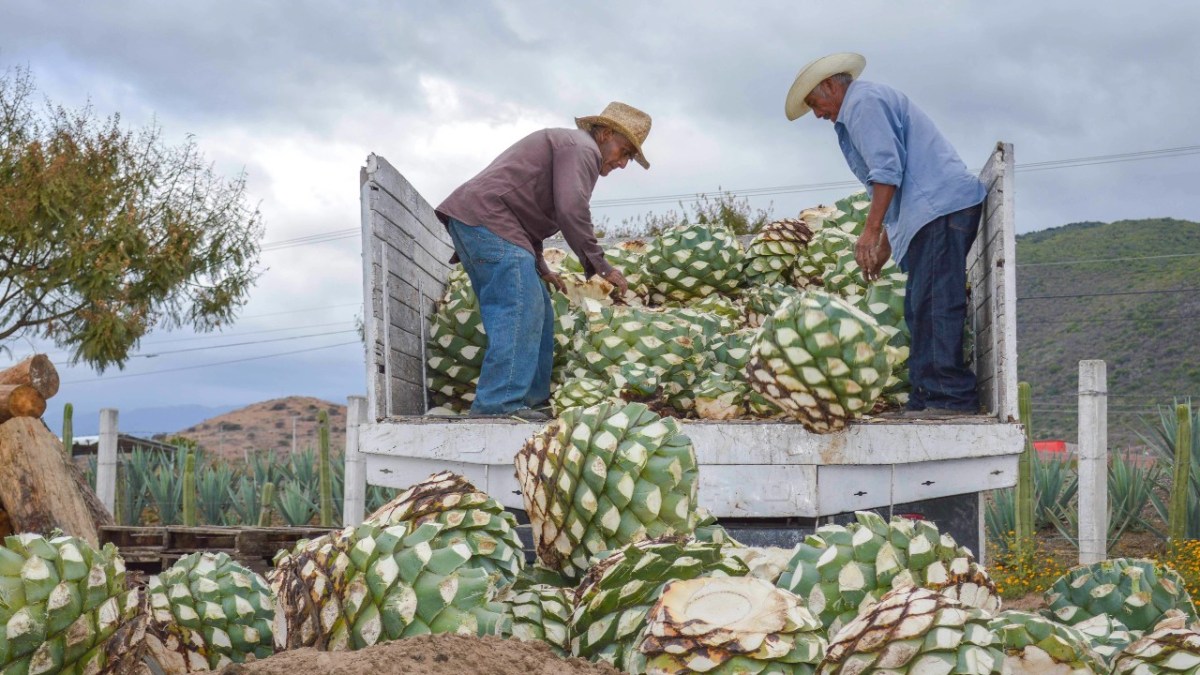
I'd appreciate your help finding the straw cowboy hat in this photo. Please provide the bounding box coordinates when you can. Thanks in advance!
[785,52,867,121]
[576,101,652,169]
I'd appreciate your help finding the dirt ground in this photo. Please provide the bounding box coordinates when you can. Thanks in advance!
[1004,592,1048,612]
[219,634,621,675]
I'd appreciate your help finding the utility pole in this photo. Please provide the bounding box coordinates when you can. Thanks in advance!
[291,415,299,454]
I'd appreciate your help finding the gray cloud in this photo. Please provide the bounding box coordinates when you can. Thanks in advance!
[3,0,1198,416]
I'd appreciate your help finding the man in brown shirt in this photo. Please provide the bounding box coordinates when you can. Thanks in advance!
[436,102,652,419]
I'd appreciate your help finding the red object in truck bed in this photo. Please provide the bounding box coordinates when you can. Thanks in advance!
[1034,440,1067,453]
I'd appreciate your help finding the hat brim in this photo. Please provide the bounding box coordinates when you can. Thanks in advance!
[785,52,866,121]
[576,116,650,169]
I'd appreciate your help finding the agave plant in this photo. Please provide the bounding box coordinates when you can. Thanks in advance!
[227,476,265,526]
[1031,450,1077,528]
[275,480,318,526]
[285,446,320,488]
[1047,450,1164,552]
[196,461,237,525]
[248,448,287,488]
[366,484,400,513]
[116,446,153,526]
[139,449,187,525]
[984,487,1017,553]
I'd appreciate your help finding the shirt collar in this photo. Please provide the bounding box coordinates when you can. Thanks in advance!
[834,79,865,129]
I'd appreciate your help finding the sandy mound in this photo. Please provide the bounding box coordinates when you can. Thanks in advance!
[219,634,621,675]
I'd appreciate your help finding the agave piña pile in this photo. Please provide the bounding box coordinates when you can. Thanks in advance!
[423,189,924,431]
[8,455,1200,675]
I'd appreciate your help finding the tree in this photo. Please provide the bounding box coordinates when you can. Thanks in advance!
[0,65,263,370]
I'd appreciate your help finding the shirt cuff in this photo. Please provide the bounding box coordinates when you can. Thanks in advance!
[585,256,613,279]
[866,170,901,187]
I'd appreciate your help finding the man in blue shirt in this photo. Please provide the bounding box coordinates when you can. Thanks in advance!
[785,53,986,416]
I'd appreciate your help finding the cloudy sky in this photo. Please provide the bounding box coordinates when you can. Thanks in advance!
[2,1,1198,428]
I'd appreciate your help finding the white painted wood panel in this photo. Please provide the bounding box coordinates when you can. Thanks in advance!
[890,455,1017,504]
[817,465,893,514]
[361,418,1025,467]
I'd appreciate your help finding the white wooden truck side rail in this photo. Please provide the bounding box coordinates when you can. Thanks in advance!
[360,420,1022,518]
[361,154,455,420]
[360,419,1024,467]
[967,142,1018,422]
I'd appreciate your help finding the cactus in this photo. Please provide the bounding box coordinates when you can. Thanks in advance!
[1169,403,1193,542]
[318,409,334,527]
[1014,382,1036,557]
[258,482,275,527]
[61,402,74,455]
[182,451,197,526]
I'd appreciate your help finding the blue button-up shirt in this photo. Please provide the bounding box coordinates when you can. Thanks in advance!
[834,80,986,266]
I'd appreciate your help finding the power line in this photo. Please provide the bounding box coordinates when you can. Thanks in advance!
[262,229,358,251]
[62,338,360,381]
[1015,145,1200,173]
[1031,407,1164,414]
[1017,252,1200,268]
[128,329,358,358]
[1018,288,1200,301]
[133,320,356,345]
[1032,393,1198,400]
[237,302,362,319]
[590,144,1200,209]
[1020,315,1200,325]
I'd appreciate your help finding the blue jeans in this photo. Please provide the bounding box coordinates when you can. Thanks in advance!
[900,202,983,412]
[446,219,554,414]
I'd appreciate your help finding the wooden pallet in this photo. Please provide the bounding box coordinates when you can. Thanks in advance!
[99,525,335,575]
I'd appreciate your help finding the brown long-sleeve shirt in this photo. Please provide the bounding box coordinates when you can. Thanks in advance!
[435,128,613,278]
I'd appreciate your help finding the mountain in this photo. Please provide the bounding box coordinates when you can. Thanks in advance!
[42,403,241,438]
[175,396,347,461]
[1015,217,1200,447]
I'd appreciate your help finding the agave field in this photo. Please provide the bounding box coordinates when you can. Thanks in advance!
[79,417,399,528]
[7,400,1200,674]
[984,402,1200,603]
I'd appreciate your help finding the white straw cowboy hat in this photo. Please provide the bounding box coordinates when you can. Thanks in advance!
[576,101,652,169]
[785,52,867,120]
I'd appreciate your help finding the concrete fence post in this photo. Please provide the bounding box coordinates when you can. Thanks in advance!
[97,408,118,515]
[1078,360,1108,564]
[343,396,368,526]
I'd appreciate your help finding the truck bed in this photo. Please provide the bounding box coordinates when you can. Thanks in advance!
[355,142,1023,557]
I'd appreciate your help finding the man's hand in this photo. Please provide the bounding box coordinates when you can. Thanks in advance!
[541,272,568,294]
[856,183,897,283]
[855,223,892,283]
[602,268,629,295]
